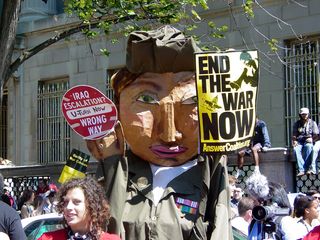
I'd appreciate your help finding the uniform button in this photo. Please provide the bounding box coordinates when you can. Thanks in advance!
[137,177,148,187]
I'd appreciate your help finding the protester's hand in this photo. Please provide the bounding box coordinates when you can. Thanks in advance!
[44,190,51,198]
[261,146,269,152]
[292,140,298,147]
[306,137,313,143]
[86,121,125,161]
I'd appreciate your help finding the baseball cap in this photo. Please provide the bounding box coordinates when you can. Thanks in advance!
[49,183,58,192]
[45,184,58,197]
[299,107,309,115]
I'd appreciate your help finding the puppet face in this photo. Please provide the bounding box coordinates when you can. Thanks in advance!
[119,72,198,166]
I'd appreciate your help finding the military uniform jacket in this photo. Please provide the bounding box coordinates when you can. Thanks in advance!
[97,150,233,240]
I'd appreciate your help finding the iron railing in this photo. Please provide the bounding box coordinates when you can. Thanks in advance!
[284,39,320,147]
[37,80,70,164]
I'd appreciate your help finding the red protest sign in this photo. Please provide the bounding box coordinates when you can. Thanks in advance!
[61,85,117,140]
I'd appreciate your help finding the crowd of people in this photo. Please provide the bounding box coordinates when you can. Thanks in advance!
[1,179,59,219]
[229,171,320,240]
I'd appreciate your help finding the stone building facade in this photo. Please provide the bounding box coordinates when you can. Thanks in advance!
[1,0,320,188]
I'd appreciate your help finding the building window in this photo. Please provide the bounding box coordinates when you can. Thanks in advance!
[37,79,70,164]
[0,89,8,159]
[284,39,320,146]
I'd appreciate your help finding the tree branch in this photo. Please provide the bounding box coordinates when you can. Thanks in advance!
[8,22,97,76]
[6,13,137,86]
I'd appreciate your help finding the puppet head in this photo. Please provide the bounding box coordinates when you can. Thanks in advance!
[112,26,201,166]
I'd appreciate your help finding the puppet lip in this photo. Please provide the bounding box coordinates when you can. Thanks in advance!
[150,145,186,158]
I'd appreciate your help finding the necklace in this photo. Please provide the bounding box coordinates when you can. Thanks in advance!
[68,229,92,240]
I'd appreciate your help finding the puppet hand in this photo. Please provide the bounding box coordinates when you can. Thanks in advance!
[86,121,125,161]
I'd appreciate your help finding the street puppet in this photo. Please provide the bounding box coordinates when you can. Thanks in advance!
[86,26,232,240]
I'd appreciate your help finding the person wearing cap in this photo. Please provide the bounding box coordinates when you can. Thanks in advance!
[43,183,58,214]
[292,107,319,176]
[86,25,232,240]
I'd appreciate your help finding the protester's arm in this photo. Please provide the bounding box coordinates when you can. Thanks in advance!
[305,120,316,143]
[315,124,320,142]
[292,122,299,147]
[311,121,319,142]
[20,205,28,219]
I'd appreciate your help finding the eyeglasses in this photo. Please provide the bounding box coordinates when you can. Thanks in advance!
[313,196,320,200]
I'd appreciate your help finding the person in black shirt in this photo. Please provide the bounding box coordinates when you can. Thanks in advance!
[292,107,319,176]
[0,173,26,240]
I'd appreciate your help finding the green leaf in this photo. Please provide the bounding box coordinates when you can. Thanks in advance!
[242,0,255,18]
[208,21,216,29]
[268,38,278,52]
[100,48,110,56]
[199,0,208,10]
[191,9,201,21]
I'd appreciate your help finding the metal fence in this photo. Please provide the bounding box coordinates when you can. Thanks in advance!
[284,39,320,147]
[1,161,98,206]
[37,79,70,164]
[3,176,50,204]
[228,163,320,194]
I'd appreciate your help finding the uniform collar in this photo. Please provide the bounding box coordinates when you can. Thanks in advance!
[127,151,202,198]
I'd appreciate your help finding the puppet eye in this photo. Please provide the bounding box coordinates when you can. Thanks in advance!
[136,93,158,104]
[182,96,198,105]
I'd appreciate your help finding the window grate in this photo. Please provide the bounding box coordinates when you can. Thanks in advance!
[106,69,115,101]
[284,39,320,147]
[37,80,70,164]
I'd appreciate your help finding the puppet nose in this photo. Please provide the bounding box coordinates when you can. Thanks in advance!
[159,100,182,143]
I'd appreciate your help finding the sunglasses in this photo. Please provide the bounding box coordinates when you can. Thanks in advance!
[313,196,320,200]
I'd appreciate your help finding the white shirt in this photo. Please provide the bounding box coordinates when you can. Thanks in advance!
[231,216,249,236]
[150,159,197,205]
[281,217,313,240]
